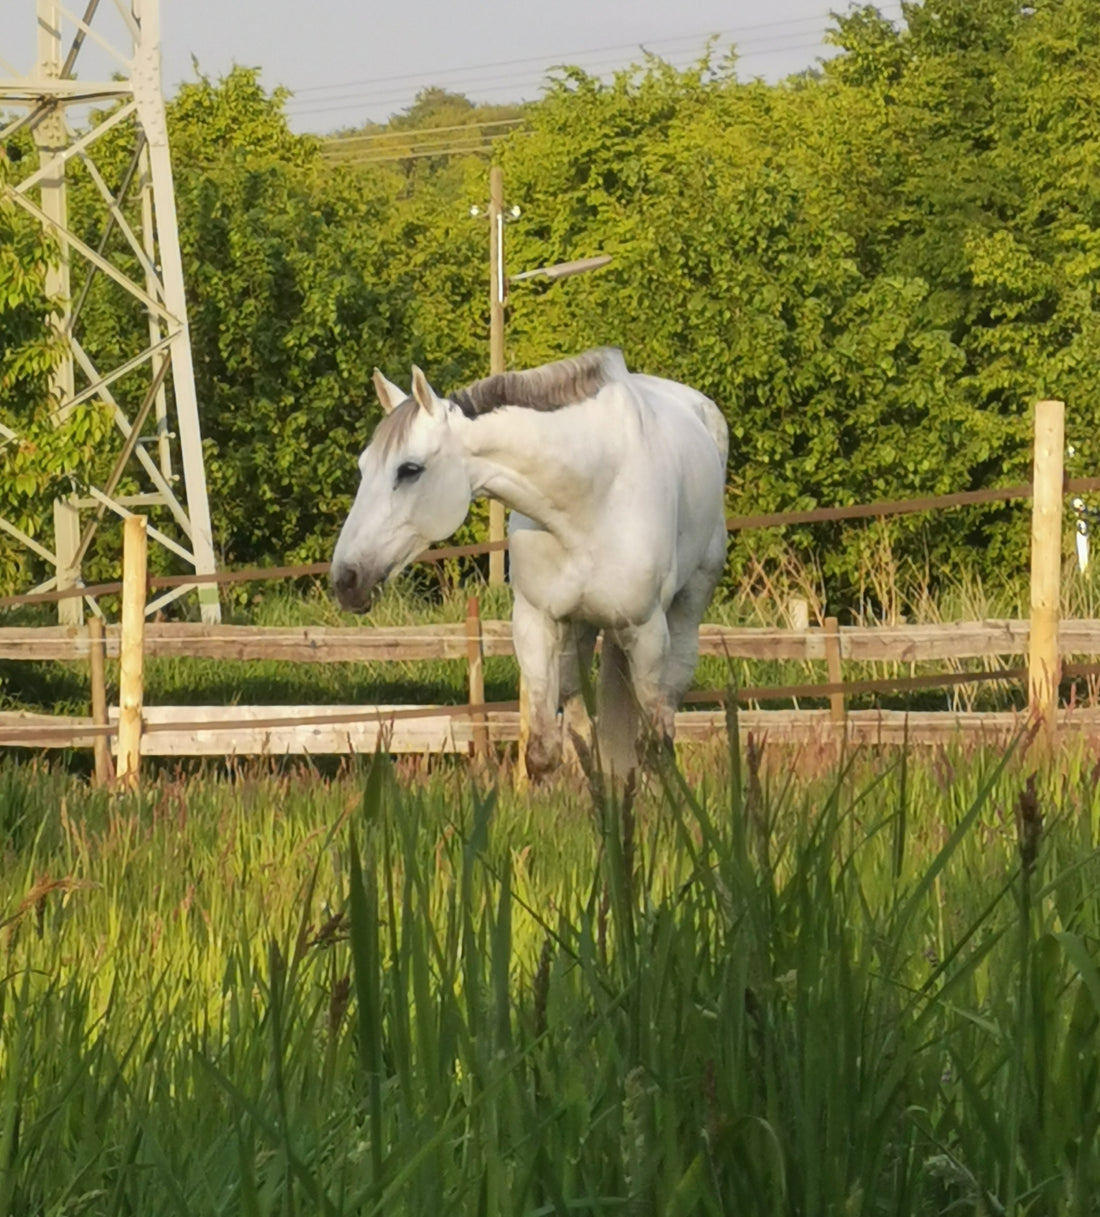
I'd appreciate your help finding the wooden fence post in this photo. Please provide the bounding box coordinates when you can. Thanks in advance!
[116,515,147,788]
[824,616,845,724]
[87,616,114,787]
[465,594,489,760]
[1028,399,1065,736]
[515,679,531,787]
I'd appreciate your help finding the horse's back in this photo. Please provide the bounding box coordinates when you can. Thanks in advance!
[630,373,729,470]
[508,366,727,624]
[624,374,727,535]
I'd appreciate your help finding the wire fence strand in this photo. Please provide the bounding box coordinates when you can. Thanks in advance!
[9,476,1100,610]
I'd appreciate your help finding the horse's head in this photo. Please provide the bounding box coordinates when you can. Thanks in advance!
[331,366,472,613]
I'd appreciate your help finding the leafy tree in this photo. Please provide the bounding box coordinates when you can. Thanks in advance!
[24,5,1100,610]
[161,69,406,566]
[484,5,1100,601]
[494,56,977,596]
[67,70,504,574]
[826,0,1100,577]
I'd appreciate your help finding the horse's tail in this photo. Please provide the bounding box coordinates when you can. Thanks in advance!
[597,638,638,778]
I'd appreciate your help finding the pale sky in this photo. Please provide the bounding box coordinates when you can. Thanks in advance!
[2,1,906,133]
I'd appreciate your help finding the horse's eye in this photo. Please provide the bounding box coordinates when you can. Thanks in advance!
[396,461,424,484]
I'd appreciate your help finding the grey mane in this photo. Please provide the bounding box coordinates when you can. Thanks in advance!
[370,347,629,458]
[451,347,628,418]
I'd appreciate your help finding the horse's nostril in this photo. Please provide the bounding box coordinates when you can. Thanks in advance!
[333,564,358,595]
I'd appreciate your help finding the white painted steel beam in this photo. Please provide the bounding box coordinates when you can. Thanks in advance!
[0,0,221,623]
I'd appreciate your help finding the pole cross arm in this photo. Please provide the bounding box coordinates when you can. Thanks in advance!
[510,255,612,283]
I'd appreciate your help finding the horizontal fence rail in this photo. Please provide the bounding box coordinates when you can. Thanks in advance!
[7,706,1100,754]
[0,622,517,662]
[0,702,520,754]
[0,539,510,609]
[8,614,1100,758]
[8,618,1100,665]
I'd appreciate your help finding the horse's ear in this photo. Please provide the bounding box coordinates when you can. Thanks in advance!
[411,365,442,417]
[372,368,405,415]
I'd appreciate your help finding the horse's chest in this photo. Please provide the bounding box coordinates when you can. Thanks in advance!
[509,527,661,626]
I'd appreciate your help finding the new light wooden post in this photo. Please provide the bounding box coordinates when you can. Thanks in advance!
[116,515,148,788]
[1028,399,1065,737]
[465,595,489,760]
[87,616,113,787]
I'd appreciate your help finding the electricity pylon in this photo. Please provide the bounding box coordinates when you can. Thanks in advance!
[0,0,220,623]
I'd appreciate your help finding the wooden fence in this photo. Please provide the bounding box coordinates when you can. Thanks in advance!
[6,603,1100,770]
[4,398,1100,780]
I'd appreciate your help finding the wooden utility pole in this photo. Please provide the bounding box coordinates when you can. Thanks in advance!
[488,166,506,587]
[489,167,527,776]
[1028,399,1065,736]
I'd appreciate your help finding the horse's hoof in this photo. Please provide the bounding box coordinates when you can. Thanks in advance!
[524,739,560,783]
[640,730,675,770]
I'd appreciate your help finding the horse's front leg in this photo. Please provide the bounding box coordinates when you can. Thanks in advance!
[512,591,564,781]
[561,623,597,775]
[618,611,675,755]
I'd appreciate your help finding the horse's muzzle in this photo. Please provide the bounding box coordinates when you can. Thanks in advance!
[331,562,382,614]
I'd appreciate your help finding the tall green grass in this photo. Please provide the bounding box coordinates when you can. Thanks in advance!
[2,733,1100,1214]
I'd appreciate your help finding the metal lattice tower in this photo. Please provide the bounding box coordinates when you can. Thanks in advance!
[0,0,220,623]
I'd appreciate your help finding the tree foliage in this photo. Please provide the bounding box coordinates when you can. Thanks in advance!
[7,2,1100,606]
[496,0,1100,594]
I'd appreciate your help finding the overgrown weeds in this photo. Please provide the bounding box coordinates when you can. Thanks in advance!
[1,733,1099,1213]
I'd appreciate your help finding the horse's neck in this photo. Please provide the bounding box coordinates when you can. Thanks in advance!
[456,404,616,533]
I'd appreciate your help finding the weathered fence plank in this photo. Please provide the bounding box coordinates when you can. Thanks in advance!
[5,706,1100,754]
[4,618,1098,664]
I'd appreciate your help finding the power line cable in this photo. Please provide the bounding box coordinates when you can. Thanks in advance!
[291,42,832,119]
[324,133,510,157]
[287,23,904,116]
[324,118,524,146]
[288,5,908,132]
[325,145,507,165]
[287,7,903,101]
[291,37,835,118]
[288,43,807,114]
[324,128,527,162]
[327,142,504,166]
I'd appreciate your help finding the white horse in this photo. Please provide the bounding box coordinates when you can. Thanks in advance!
[331,347,728,778]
